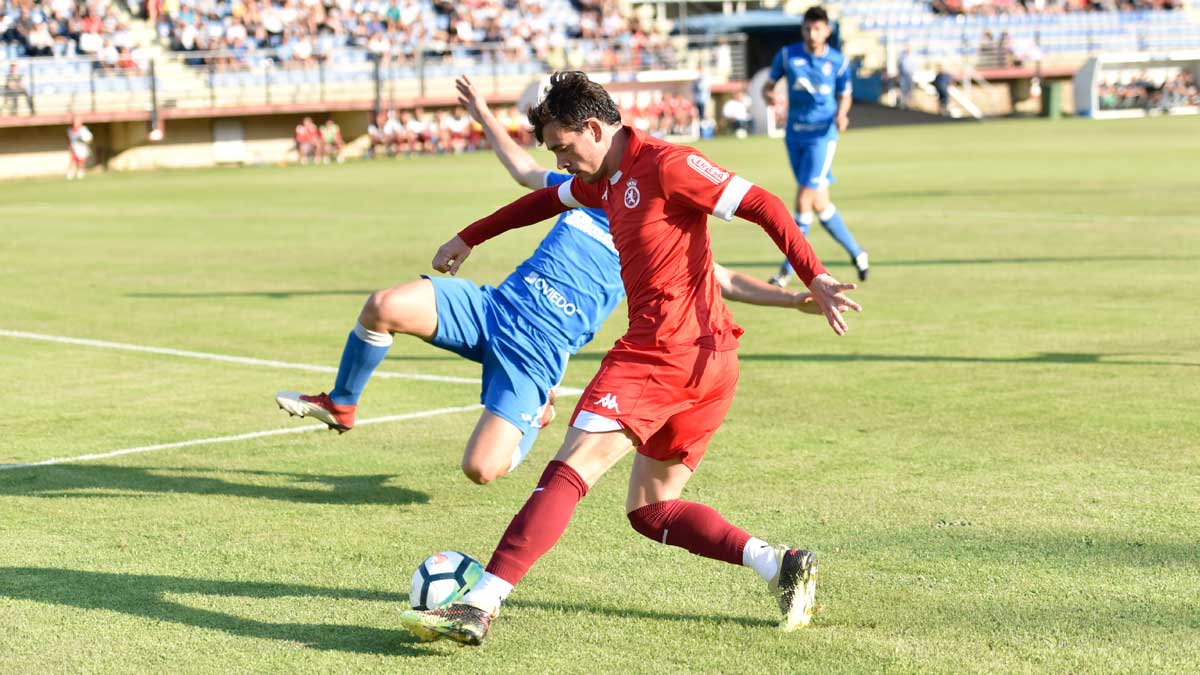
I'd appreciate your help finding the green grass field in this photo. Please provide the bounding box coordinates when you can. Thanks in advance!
[2,115,1198,673]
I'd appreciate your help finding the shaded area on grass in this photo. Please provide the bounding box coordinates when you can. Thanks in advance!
[0,465,429,506]
[127,289,378,300]
[719,254,1200,269]
[569,351,1198,367]
[0,567,430,656]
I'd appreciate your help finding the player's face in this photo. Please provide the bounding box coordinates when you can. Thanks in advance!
[542,120,606,183]
[802,20,830,49]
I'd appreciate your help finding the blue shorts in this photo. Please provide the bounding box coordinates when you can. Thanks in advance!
[426,276,568,445]
[786,135,839,190]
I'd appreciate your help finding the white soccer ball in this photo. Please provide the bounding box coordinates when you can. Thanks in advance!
[410,551,485,610]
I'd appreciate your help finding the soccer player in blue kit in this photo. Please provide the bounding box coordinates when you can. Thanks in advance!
[275,75,854,485]
[764,5,870,287]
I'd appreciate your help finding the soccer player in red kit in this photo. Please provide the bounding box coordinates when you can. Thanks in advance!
[400,72,861,645]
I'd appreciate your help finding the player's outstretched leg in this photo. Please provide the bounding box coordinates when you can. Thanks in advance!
[626,455,817,630]
[274,321,391,432]
[816,204,868,282]
[400,430,632,646]
[276,279,437,432]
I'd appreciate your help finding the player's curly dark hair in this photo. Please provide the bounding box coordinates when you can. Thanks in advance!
[803,6,829,24]
[527,71,622,144]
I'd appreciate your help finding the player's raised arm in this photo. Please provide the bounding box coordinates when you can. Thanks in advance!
[456,75,545,190]
[713,262,857,314]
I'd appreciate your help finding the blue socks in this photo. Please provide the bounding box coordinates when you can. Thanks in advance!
[511,428,538,472]
[778,206,862,277]
[329,322,393,406]
[817,204,863,259]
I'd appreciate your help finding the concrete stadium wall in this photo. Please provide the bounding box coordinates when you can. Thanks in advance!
[0,110,371,180]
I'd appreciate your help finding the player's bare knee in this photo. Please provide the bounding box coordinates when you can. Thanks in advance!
[359,289,390,328]
[461,455,508,485]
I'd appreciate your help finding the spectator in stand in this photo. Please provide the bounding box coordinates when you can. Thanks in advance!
[692,65,711,121]
[668,93,697,136]
[66,115,92,180]
[444,106,471,154]
[722,89,753,138]
[394,109,416,156]
[383,109,406,154]
[294,116,321,164]
[933,64,954,116]
[406,107,433,155]
[322,118,345,163]
[1165,70,1197,108]
[366,111,389,158]
[897,47,916,109]
[4,62,33,115]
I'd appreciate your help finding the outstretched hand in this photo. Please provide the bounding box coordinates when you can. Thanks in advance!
[455,75,489,123]
[432,235,472,275]
[794,282,857,315]
[807,274,862,335]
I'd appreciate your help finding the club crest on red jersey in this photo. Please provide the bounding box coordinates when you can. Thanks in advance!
[686,155,729,185]
[624,178,641,208]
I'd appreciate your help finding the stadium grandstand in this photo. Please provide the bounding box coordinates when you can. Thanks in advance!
[1,0,1196,177]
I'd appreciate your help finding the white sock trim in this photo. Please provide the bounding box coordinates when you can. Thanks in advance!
[818,204,838,221]
[743,537,779,582]
[797,212,814,226]
[353,322,393,347]
[462,571,512,612]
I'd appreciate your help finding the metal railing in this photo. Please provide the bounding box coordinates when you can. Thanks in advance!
[0,33,746,121]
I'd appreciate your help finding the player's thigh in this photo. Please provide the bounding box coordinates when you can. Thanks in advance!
[553,426,637,488]
[637,350,739,472]
[479,346,550,445]
[362,277,439,339]
[786,139,831,191]
[811,185,832,211]
[626,453,693,512]
[461,410,524,482]
[419,276,491,361]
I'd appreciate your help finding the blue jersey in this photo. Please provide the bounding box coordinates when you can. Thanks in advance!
[769,42,852,142]
[492,171,625,354]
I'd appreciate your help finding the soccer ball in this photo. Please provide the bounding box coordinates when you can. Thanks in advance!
[409,551,484,610]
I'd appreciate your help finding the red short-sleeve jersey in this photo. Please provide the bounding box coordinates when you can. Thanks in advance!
[560,127,755,350]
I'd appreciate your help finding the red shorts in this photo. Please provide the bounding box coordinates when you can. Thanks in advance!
[570,345,739,470]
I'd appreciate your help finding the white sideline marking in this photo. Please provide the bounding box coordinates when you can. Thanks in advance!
[0,328,477,384]
[0,404,486,471]
[0,328,584,395]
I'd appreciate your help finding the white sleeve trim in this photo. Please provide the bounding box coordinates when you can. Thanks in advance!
[558,178,584,209]
[712,175,754,221]
[541,171,552,188]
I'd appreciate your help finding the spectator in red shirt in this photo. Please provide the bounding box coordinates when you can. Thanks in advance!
[400,71,859,646]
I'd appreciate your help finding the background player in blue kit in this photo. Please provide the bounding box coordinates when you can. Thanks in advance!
[763,5,870,287]
[275,75,852,486]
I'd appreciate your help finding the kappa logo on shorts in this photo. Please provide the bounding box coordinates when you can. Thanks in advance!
[686,155,730,185]
[594,392,621,413]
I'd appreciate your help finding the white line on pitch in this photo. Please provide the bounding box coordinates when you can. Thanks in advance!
[0,328,586,395]
[0,404,486,471]
[0,328,479,384]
